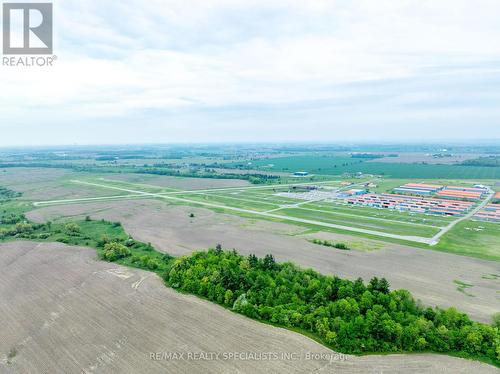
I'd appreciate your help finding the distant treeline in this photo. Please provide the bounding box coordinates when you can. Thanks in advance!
[462,156,500,167]
[350,153,384,159]
[137,167,279,184]
[0,163,279,184]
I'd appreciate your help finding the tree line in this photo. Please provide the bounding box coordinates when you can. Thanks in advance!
[165,249,500,366]
[0,164,280,185]
[462,156,500,167]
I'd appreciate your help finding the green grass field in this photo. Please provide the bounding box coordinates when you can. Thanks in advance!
[175,192,281,212]
[207,191,300,205]
[295,202,452,227]
[434,220,500,261]
[272,207,440,237]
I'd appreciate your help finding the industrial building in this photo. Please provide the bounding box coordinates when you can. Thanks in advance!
[393,182,488,201]
[393,183,444,196]
[277,190,342,201]
[343,189,366,196]
[493,192,500,203]
[347,193,474,216]
[435,188,483,201]
[293,171,309,177]
[473,204,500,222]
[446,185,487,193]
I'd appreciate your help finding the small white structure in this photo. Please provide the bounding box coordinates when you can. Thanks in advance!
[293,171,309,177]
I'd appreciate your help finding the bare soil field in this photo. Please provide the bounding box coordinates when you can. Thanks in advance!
[1,241,497,374]
[0,167,71,183]
[369,153,480,164]
[211,168,288,177]
[27,200,500,323]
[0,168,125,200]
[103,173,252,190]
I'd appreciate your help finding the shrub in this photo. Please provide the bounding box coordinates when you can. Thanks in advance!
[146,259,160,270]
[102,242,131,262]
[492,313,500,329]
[311,239,350,250]
[65,223,81,235]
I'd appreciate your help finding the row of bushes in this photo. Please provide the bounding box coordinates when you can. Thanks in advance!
[0,221,44,239]
[0,201,172,274]
[0,186,21,200]
[311,238,350,250]
[0,220,91,241]
[0,211,25,225]
[101,241,168,270]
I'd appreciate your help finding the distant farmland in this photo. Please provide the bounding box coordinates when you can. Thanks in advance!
[245,156,500,179]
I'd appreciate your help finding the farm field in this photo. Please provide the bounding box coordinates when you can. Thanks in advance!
[101,173,253,190]
[0,241,331,373]
[245,155,500,179]
[367,153,480,164]
[0,168,127,201]
[27,199,500,323]
[2,241,496,373]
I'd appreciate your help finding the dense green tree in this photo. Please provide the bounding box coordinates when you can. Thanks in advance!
[102,242,131,261]
[164,249,500,365]
[263,254,277,270]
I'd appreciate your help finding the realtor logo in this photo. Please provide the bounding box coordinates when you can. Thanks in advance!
[3,3,53,54]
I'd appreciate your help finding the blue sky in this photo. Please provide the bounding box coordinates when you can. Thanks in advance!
[1,0,500,145]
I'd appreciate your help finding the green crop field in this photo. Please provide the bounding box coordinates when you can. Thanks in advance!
[246,156,500,179]
[246,155,356,172]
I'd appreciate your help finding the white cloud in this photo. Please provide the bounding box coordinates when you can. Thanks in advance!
[1,0,499,145]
